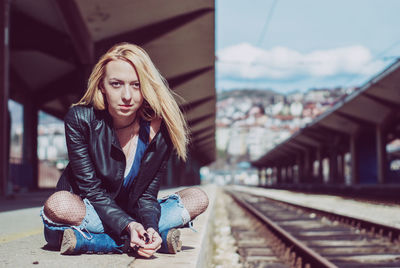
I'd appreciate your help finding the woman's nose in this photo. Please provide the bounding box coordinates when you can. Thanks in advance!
[121,85,131,100]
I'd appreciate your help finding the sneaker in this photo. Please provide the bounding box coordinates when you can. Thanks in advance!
[60,229,77,255]
[166,228,182,254]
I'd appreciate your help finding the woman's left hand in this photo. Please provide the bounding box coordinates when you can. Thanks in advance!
[136,228,162,258]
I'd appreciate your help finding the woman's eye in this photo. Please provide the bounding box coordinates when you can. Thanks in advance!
[132,82,140,89]
[110,81,121,88]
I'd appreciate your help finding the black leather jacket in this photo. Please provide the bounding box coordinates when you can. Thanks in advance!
[56,105,172,237]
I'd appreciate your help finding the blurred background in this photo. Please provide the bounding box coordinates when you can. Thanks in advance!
[2,0,400,195]
[209,0,400,187]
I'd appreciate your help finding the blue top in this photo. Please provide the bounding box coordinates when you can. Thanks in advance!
[118,118,150,203]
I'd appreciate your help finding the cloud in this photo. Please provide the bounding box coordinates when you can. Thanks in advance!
[217,43,386,81]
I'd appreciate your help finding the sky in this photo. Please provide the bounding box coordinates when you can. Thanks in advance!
[216,0,400,93]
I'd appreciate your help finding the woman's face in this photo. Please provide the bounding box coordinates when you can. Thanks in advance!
[101,59,144,124]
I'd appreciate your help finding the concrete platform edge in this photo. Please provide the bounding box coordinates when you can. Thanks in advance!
[195,184,217,268]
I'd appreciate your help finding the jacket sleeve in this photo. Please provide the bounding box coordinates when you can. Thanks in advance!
[135,154,169,234]
[64,107,135,236]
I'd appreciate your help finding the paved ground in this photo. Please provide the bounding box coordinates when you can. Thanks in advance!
[0,185,216,268]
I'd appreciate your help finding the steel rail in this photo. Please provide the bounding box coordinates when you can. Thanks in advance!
[242,190,400,242]
[226,189,338,268]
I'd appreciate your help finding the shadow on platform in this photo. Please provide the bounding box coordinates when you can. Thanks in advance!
[0,189,54,212]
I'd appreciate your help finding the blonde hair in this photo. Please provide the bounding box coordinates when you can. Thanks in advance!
[74,42,189,160]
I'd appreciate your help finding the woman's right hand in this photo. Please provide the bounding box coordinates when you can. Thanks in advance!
[125,222,148,254]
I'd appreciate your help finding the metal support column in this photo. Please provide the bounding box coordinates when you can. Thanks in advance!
[258,168,266,186]
[284,166,289,183]
[23,101,38,189]
[329,148,338,184]
[376,124,387,184]
[338,152,345,184]
[288,166,293,183]
[316,148,323,183]
[349,133,359,185]
[276,166,282,184]
[0,0,10,197]
[296,155,303,184]
[303,149,313,183]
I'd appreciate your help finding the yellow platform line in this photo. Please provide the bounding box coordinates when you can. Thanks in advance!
[0,228,42,244]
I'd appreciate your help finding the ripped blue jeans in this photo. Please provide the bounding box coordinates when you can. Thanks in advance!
[40,194,191,251]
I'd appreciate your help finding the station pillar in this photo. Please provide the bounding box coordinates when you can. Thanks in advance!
[268,168,273,185]
[187,155,201,185]
[276,166,282,184]
[22,102,38,189]
[0,0,10,197]
[283,166,287,183]
[328,147,341,184]
[257,168,266,186]
[289,165,294,183]
[337,152,345,184]
[303,149,312,183]
[173,153,201,186]
[267,168,272,185]
[350,130,385,184]
[261,167,267,186]
[349,133,359,185]
[164,154,182,187]
[286,166,291,183]
[316,148,323,183]
[272,167,276,184]
[376,124,388,184]
[296,155,303,184]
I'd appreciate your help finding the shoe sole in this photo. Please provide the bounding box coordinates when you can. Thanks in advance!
[60,229,77,255]
[166,228,182,254]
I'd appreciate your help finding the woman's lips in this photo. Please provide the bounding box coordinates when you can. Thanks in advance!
[119,105,132,110]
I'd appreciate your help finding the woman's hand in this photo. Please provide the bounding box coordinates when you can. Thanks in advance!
[126,222,162,258]
[125,222,147,252]
[136,228,162,257]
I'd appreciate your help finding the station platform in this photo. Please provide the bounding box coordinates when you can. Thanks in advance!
[0,184,216,268]
[230,185,400,229]
[263,183,400,200]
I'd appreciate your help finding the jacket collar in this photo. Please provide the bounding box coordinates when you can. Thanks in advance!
[95,108,122,151]
[101,109,170,154]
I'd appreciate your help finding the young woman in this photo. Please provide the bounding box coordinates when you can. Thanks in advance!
[40,43,209,258]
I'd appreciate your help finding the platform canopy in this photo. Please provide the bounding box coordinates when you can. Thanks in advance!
[9,0,216,166]
[252,59,400,168]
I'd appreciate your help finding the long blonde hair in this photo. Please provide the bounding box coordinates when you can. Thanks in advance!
[74,42,189,160]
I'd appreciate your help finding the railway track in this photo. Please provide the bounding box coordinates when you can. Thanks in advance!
[226,189,400,268]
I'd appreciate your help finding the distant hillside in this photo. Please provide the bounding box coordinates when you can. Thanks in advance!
[217,88,281,101]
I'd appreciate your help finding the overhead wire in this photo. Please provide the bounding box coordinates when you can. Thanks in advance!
[221,0,400,92]
[341,37,400,88]
[239,0,279,89]
[257,0,279,46]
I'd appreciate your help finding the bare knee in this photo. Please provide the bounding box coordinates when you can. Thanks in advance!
[43,191,86,225]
